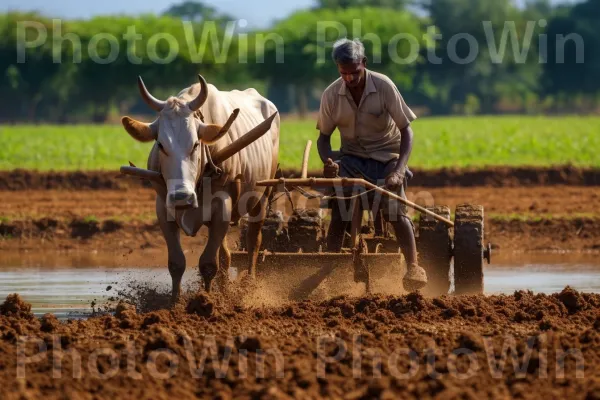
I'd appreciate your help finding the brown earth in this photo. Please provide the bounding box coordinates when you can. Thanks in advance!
[2,186,600,220]
[2,217,600,257]
[1,186,600,254]
[2,166,600,190]
[1,171,599,399]
[1,287,599,399]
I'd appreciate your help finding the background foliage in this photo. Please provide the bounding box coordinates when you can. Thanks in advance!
[1,0,599,123]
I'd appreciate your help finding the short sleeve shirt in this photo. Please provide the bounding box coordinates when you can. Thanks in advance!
[316,69,416,163]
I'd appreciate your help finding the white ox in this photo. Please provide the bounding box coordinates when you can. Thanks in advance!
[121,75,279,300]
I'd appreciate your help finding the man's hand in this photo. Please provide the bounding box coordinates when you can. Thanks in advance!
[385,170,404,191]
[323,158,339,178]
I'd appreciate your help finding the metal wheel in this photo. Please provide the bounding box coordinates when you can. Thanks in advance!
[288,208,323,253]
[453,204,487,295]
[417,206,452,296]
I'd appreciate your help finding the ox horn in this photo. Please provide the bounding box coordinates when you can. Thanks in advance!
[200,109,240,144]
[219,108,239,134]
[187,74,209,112]
[138,76,166,112]
[211,112,278,165]
[120,166,163,183]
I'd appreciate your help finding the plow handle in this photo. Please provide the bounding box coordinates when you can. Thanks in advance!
[301,140,312,179]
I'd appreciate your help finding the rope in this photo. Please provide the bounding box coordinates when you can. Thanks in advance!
[283,185,296,212]
[268,183,296,213]
[269,178,386,214]
[295,184,385,201]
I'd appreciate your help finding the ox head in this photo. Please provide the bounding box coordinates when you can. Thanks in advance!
[120,75,275,210]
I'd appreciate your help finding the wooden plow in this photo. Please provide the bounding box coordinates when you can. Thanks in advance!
[231,140,492,299]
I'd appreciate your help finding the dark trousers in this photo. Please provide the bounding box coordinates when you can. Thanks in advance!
[325,155,417,266]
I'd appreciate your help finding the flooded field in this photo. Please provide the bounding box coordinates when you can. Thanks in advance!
[2,179,600,398]
[1,251,599,318]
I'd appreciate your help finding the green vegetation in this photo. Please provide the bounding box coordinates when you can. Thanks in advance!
[82,215,99,223]
[1,116,598,171]
[2,0,600,123]
[0,125,152,171]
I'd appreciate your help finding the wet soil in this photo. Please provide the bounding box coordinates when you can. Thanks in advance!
[1,288,599,399]
[1,169,599,398]
[2,186,598,221]
[1,186,600,253]
[1,217,600,254]
[2,166,600,190]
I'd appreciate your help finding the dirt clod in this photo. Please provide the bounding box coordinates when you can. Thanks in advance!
[115,301,136,319]
[558,286,586,313]
[0,294,34,320]
[0,289,599,399]
[237,336,262,353]
[40,313,60,332]
[186,293,215,318]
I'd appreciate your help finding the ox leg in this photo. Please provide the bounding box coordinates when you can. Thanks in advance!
[217,241,231,291]
[246,189,271,280]
[156,197,186,303]
[199,208,230,293]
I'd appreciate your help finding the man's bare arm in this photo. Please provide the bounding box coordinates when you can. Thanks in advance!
[317,133,340,163]
[384,124,413,190]
[395,125,413,175]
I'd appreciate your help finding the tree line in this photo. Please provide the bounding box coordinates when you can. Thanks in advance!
[0,0,598,123]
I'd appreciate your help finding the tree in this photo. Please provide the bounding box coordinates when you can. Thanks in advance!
[0,12,246,122]
[543,0,600,104]
[0,13,65,121]
[316,0,409,9]
[163,1,233,23]
[250,7,426,117]
[415,0,546,114]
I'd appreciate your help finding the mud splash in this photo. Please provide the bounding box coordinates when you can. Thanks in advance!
[2,252,600,321]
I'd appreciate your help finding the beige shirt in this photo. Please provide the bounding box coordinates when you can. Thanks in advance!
[316,69,416,163]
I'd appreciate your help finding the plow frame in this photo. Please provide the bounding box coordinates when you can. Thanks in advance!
[233,173,456,297]
[238,140,490,297]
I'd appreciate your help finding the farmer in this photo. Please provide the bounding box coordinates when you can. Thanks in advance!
[316,38,427,291]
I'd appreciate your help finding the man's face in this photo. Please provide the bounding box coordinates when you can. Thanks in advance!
[337,61,365,88]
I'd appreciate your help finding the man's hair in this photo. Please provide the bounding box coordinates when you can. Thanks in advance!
[332,38,365,64]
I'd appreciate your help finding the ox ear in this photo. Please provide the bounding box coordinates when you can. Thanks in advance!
[121,116,158,142]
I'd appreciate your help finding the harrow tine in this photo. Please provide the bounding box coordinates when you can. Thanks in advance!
[288,264,338,301]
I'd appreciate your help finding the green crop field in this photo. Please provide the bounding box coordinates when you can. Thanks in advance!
[0,116,598,171]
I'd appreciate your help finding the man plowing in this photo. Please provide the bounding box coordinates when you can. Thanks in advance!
[316,38,427,291]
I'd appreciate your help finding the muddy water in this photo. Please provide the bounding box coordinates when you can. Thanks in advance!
[1,252,599,318]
